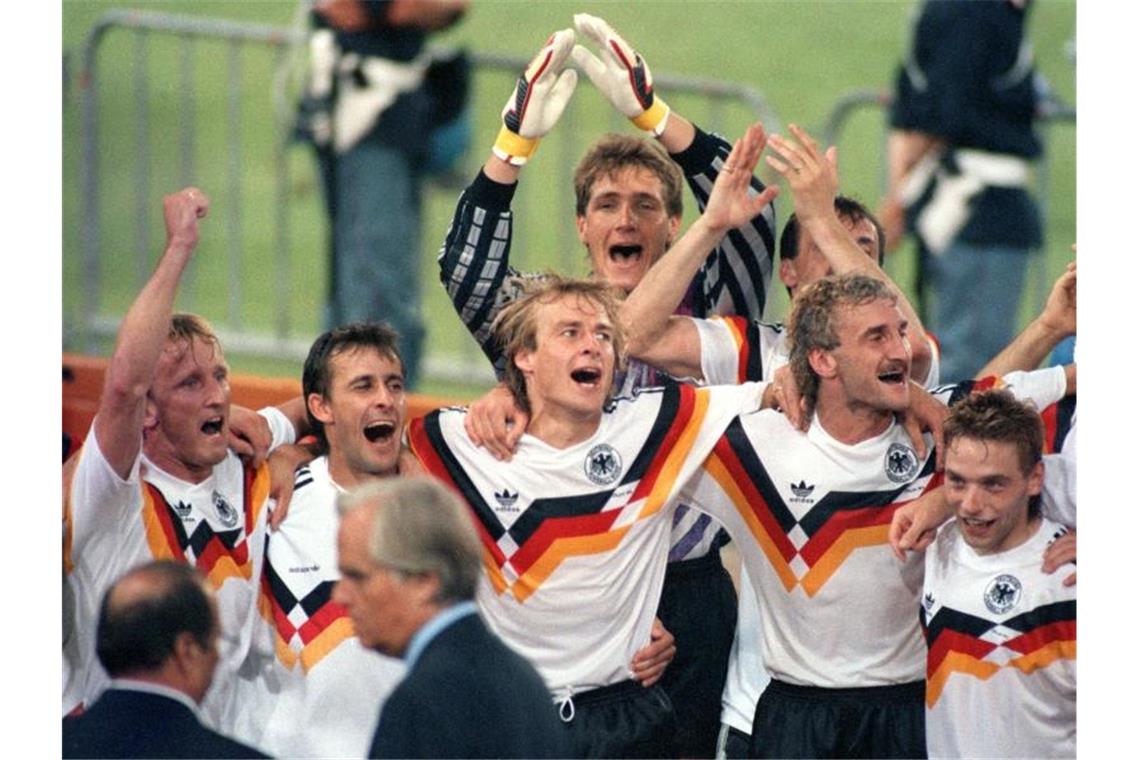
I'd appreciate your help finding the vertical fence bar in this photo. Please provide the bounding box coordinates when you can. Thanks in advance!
[226,40,244,328]
[133,31,152,291]
[272,46,292,344]
[179,33,198,308]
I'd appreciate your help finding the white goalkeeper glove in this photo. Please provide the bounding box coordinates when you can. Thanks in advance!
[493,28,578,166]
[571,13,670,136]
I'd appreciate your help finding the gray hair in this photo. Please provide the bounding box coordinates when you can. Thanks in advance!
[338,477,482,604]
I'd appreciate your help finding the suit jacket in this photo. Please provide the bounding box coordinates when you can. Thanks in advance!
[62,688,267,759]
[370,612,567,759]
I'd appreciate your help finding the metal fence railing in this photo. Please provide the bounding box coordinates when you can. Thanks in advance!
[68,9,781,386]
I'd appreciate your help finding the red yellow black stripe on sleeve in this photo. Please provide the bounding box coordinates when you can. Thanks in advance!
[1040,394,1075,454]
[258,558,352,672]
[922,600,1076,707]
[139,461,269,590]
[410,386,705,602]
[706,421,939,596]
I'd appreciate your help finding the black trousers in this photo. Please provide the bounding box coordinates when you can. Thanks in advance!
[657,547,738,758]
[560,679,676,759]
[749,679,926,759]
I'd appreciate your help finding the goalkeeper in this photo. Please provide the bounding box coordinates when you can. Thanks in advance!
[437,14,777,758]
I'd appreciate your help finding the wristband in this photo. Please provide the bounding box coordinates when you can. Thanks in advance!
[492,126,541,166]
[631,98,671,136]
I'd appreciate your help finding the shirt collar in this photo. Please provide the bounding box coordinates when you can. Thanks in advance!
[109,678,202,718]
[404,601,478,669]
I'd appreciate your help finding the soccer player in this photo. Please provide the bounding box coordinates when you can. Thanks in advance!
[922,390,1075,758]
[62,189,301,733]
[409,274,773,758]
[440,16,778,753]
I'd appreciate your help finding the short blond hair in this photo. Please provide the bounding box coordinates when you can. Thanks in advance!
[492,275,627,414]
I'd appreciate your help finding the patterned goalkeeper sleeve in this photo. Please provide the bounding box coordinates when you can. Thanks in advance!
[438,170,521,376]
[671,125,778,322]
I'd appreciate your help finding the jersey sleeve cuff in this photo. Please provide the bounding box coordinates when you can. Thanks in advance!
[668,124,721,176]
[469,169,519,210]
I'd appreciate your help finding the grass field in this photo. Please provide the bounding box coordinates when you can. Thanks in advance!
[61,0,1076,400]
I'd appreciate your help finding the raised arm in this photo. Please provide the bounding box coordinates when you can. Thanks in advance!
[438,30,577,374]
[766,124,933,382]
[976,262,1075,378]
[94,188,209,479]
[622,125,778,378]
[572,12,777,321]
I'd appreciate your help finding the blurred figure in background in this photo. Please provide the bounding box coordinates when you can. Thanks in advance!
[882,0,1043,381]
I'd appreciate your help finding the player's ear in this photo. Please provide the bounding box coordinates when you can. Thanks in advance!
[779,257,798,292]
[143,395,160,433]
[308,393,334,426]
[1026,459,1045,497]
[576,214,589,246]
[808,347,837,379]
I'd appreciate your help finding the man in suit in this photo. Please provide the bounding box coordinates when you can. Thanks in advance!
[335,476,567,758]
[62,561,266,758]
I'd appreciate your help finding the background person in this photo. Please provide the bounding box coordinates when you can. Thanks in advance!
[63,561,267,759]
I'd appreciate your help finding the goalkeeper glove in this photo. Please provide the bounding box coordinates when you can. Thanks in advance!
[493,28,578,166]
[571,13,670,136]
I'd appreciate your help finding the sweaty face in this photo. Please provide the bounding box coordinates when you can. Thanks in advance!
[946,437,1044,555]
[828,298,912,415]
[577,167,680,294]
[334,506,426,657]
[310,347,407,486]
[780,215,880,296]
[145,337,231,482]
[514,295,617,422]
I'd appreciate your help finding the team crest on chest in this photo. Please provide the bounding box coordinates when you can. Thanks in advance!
[212,490,240,528]
[884,442,919,483]
[584,444,623,486]
[984,574,1022,614]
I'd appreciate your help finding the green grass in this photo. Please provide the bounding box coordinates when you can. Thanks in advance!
[62,0,1076,399]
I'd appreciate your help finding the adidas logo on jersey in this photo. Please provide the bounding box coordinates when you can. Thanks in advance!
[494,489,520,512]
[790,480,815,502]
[173,500,193,520]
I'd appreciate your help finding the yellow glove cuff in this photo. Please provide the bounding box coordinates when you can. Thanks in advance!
[631,98,670,136]
[492,126,541,166]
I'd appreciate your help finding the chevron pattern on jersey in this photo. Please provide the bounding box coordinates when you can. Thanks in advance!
[140,462,269,590]
[410,385,712,602]
[705,418,940,596]
[921,600,1076,707]
[259,558,354,673]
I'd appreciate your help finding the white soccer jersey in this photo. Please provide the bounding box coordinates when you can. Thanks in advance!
[922,518,1076,759]
[408,382,764,698]
[243,456,405,757]
[685,411,936,687]
[62,408,295,730]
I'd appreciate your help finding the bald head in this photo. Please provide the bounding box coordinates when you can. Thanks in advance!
[96,561,217,682]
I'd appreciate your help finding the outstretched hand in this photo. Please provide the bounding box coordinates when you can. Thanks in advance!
[702,123,780,235]
[571,13,670,135]
[765,124,839,224]
[493,29,578,166]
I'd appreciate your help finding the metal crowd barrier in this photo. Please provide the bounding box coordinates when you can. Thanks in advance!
[68,9,781,386]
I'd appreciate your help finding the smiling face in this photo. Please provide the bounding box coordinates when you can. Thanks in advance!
[577,166,681,294]
[513,294,617,425]
[825,298,912,415]
[946,436,1044,555]
[144,336,231,483]
[308,346,407,487]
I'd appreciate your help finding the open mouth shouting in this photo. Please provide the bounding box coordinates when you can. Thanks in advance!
[200,416,226,437]
[363,420,398,444]
[609,244,643,264]
[570,366,604,389]
[959,515,996,540]
[877,362,909,386]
